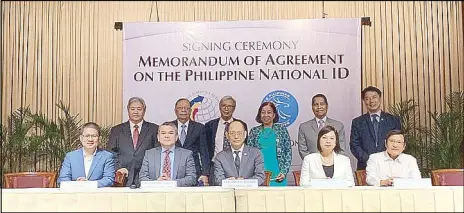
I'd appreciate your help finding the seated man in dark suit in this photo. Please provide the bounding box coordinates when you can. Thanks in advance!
[172,98,210,185]
[205,96,247,185]
[139,122,197,187]
[214,120,265,186]
[58,122,115,188]
[350,86,402,170]
[107,97,159,186]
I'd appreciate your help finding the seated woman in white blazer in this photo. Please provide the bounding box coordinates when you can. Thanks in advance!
[300,125,355,186]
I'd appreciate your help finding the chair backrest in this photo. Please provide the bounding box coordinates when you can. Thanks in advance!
[355,170,367,186]
[293,170,301,186]
[431,169,464,186]
[263,171,272,186]
[113,171,126,187]
[3,172,57,188]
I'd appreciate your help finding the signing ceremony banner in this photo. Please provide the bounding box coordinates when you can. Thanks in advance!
[123,19,362,184]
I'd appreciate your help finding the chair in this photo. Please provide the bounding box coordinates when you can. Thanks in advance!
[431,169,464,186]
[355,170,367,186]
[113,171,126,187]
[3,172,57,188]
[293,170,301,186]
[263,171,272,186]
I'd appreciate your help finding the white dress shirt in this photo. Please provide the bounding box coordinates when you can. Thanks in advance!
[214,117,234,158]
[83,148,97,179]
[129,120,144,138]
[300,152,355,186]
[369,110,381,122]
[231,144,244,162]
[177,120,190,136]
[366,151,421,186]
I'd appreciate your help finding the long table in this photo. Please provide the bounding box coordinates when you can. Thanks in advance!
[1,187,235,212]
[235,186,464,212]
[2,186,463,212]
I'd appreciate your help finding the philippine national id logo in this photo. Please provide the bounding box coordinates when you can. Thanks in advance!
[262,90,299,127]
[188,91,220,123]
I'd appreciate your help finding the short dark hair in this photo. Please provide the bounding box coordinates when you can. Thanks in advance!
[361,86,382,99]
[159,121,178,135]
[385,129,405,144]
[255,101,279,124]
[317,125,342,153]
[312,94,328,105]
[80,122,101,136]
[175,98,190,107]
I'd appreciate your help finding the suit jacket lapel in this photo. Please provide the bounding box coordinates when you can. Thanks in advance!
[122,122,135,151]
[135,122,149,151]
[310,118,318,132]
[87,149,102,179]
[225,150,238,177]
[185,121,195,146]
[315,153,325,177]
[77,148,86,178]
[211,119,219,142]
[154,148,161,179]
[238,146,250,176]
[364,113,376,142]
[332,153,341,178]
[172,147,181,179]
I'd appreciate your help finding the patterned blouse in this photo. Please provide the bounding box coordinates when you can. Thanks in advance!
[247,123,292,175]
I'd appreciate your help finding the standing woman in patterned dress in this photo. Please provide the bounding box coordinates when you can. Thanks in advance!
[248,101,292,186]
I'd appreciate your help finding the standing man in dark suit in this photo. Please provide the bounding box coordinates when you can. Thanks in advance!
[172,98,210,186]
[350,86,402,170]
[107,97,159,186]
[204,96,247,185]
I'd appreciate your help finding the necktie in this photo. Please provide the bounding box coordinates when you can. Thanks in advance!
[371,114,379,144]
[133,125,139,149]
[234,151,241,174]
[162,150,171,178]
[223,122,231,150]
[318,120,325,130]
[180,124,187,146]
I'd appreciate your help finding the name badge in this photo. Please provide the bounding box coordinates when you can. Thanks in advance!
[304,179,351,188]
[222,179,258,188]
[140,180,177,189]
[60,181,98,190]
[393,178,432,188]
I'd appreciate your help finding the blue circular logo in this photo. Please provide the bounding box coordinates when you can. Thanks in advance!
[262,90,299,127]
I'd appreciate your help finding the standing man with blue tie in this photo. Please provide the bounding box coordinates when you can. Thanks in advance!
[350,86,402,170]
[172,98,210,186]
[107,97,159,186]
[205,96,247,185]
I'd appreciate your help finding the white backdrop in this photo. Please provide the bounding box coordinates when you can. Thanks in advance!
[123,18,362,185]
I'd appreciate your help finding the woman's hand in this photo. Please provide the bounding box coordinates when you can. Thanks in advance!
[275,173,285,182]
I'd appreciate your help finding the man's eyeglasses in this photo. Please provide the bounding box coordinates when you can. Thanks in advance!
[228,131,244,137]
[221,104,235,109]
[387,140,404,145]
[82,134,99,139]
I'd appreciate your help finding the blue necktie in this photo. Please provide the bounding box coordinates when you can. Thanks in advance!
[371,114,379,145]
[180,124,187,146]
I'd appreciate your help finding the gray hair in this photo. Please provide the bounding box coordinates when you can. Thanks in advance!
[219,95,236,106]
[159,122,178,135]
[127,97,146,110]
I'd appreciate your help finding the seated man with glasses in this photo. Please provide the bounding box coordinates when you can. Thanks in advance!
[213,120,265,186]
[58,122,115,188]
[366,130,421,186]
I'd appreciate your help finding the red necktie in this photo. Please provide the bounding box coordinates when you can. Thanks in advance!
[133,125,139,149]
[162,150,171,178]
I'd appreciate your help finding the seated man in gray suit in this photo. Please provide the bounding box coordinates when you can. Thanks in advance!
[298,94,346,159]
[139,122,197,187]
[213,120,265,186]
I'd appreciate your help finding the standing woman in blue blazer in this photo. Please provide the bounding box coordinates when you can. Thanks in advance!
[58,122,115,188]
[248,101,292,186]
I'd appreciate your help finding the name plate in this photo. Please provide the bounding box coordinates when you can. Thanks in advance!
[140,180,177,189]
[222,179,258,188]
[60,181,98,190]
[393,178,432,188]
[305,179,351,188]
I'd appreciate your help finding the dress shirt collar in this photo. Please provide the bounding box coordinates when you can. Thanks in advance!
[129,120,144,129]
[178,119,190,127]
[383,151,404,163]
[161,146,176,153]
[83,148,97,158]
[368,110,382,118]
[231,144,244,153]
[220,117,234,124]
[315,116,327,124]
